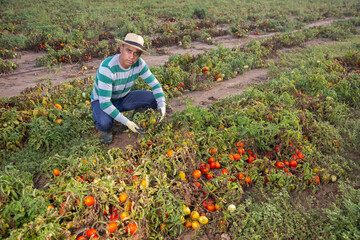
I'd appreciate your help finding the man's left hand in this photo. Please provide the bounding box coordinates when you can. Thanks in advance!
[156,106,166,123]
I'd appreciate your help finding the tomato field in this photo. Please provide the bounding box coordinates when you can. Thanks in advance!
[1,0,360,239]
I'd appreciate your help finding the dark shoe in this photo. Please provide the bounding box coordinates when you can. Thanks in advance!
[100,130,113,144]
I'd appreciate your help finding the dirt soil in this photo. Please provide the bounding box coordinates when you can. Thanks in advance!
[0,18,348,240]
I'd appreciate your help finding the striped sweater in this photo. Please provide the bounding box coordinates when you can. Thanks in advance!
[90,54,166,125]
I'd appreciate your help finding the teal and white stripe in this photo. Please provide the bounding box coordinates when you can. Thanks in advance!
[90,54,165,125]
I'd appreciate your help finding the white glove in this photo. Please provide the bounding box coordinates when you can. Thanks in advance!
[156,106,166,123]
[126,120,145,134]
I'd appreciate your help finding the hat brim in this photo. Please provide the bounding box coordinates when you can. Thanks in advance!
[115,39,149,55]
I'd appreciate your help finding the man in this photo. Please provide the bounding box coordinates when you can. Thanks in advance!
[90,33,166,144]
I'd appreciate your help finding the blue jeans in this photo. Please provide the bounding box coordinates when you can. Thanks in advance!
[91,90,157,132]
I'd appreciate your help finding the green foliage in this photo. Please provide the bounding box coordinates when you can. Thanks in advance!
[325,183,360,239]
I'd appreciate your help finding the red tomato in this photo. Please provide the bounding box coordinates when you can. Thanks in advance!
[206,172,213,179]
[209,162,216,169]
[86,229,97,238]
[200,163,210,173]
[245,176,252,184]
[275,161,284,168]
[248,156,255,163]
[208,157,215,164]
[275,146,280,152]
[236,141,244,148]
[238,173,245,179]
[222,169,229,175]
[233,153,241,160]
[289,160,298,168]
[126,222,137,234]
[238,148,245,155]
[206,203,215,212]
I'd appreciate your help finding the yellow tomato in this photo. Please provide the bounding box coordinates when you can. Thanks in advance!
[190,211,199,221]
[191,221,200,230]
[179,171,186,181]
[199,216,209,225]
[183,206,191,215]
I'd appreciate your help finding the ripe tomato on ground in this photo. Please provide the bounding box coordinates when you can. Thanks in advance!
[193,170,201,179]
[290,160,298,167]
[208,157,215,164]
[120,211,129,220]
[222,169,229,175]
[206,203,215,212]
[84,196,95,206]
[190,211,200,221]
[86,228,97,238]
[119,193,128,203]
[209,148,217,155]
[275,161,284,168]
[233,153,241,160]
[108,222,118,233]
[53,169,60,176]
[126,222,137,234]
[236,141,244,148]
[215,161,221,168]
[192,221,200,230]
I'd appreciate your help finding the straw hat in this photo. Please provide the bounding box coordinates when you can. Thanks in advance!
[115,33,149,55]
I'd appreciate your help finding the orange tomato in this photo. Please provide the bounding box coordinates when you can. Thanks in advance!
[55,119,62,124]
[53,169,60,176]
[124,200,132,211]
[126,222,137,234]
[215,161,221,168]
[185,219,192,228]
[108,222,118,233]
[193,170,201,179]
[47,205,55,210]
[166,150,174,157]
[84,196,95,206]
[119,193,128,203]
[221,169,229,175]
[77,236,87,240]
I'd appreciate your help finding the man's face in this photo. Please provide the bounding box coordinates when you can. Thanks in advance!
[119,44,142,69]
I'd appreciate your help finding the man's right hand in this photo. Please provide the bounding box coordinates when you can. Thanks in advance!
[126,120,146,134]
